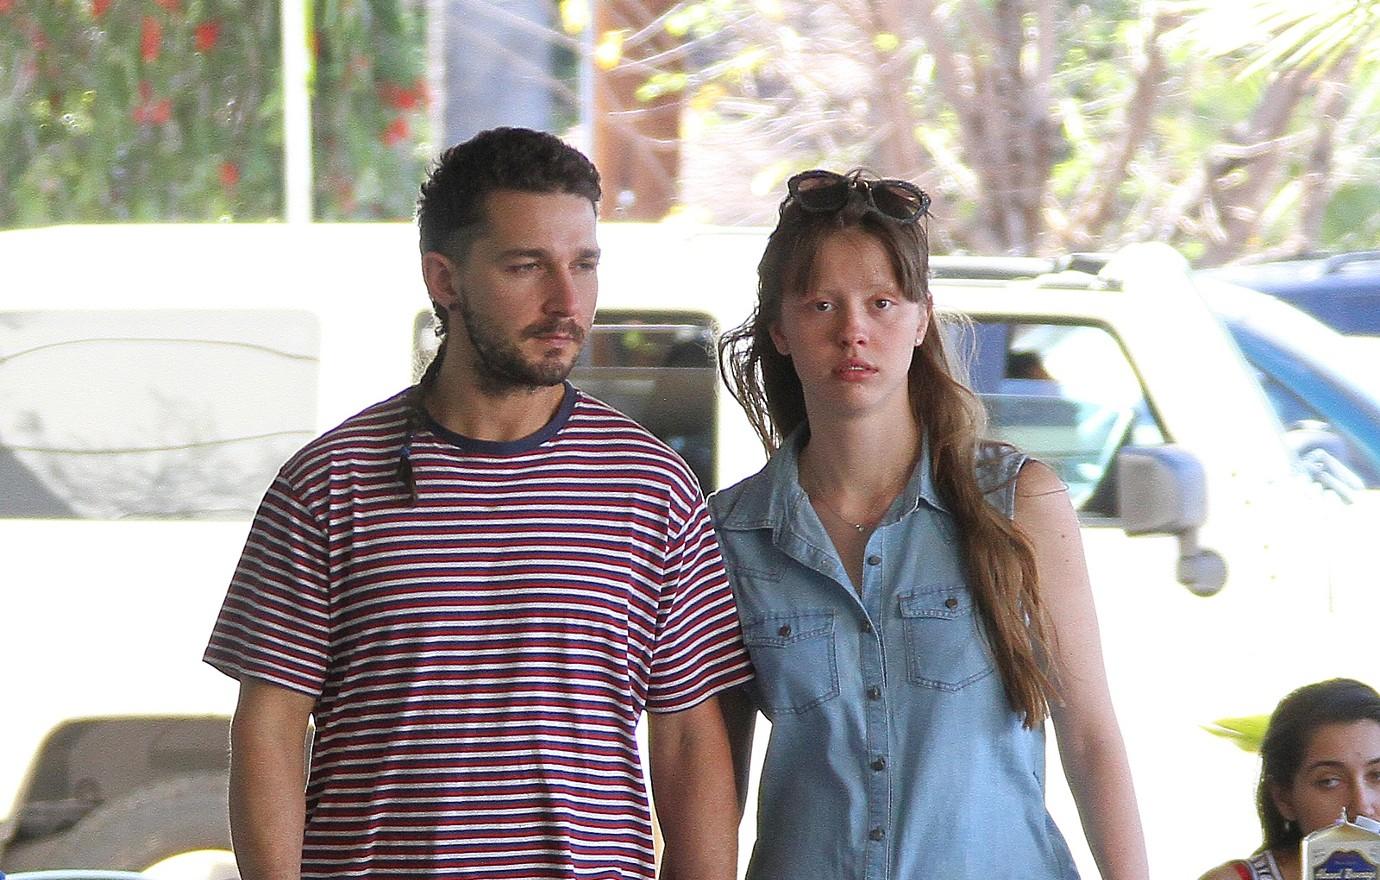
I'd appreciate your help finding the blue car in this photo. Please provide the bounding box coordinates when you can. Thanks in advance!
[1201,252,1380,337]
[1200,279,1380,488]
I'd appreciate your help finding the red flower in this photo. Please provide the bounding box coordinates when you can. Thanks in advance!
[380,80,429,111]
[218,161,239,188]
[382,116,409,147]
[91,0,110,16]
[132,80,171,126]
[194,20,220,53]
[140,16,161,62]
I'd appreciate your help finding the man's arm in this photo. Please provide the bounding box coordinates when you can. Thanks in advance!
[228,676,316,880]
[718,685,756,821]
[648,695,739,880]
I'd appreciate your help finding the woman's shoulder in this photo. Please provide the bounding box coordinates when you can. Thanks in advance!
[1196,859,1255,880]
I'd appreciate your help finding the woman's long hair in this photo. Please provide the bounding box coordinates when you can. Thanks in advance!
[1256,679,1380,853]
[718,173,1058,727]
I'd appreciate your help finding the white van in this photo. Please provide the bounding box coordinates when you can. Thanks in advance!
[0,224,1374,879]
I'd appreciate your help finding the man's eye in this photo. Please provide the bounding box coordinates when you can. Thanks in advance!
[875,298,894,309]
[509,263,540,273]
[811,301,832,312]
[1315,776,1342,789]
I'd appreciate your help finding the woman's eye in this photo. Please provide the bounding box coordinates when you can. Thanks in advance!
[1315,776,1342,789]
[811,301,832,312]
[875,298,894,309]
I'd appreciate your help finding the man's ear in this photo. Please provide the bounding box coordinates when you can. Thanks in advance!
[421,251,461,313]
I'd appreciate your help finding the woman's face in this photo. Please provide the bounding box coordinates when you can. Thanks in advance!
[1273,719,1380,835]
[769,230,928,424]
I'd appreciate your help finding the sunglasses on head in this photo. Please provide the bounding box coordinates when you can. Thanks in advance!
[787,169,931,224]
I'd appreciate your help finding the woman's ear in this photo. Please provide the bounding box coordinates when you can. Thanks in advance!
[769,321,790,357]
[915,301,932,347]
[1271,780,1298,823]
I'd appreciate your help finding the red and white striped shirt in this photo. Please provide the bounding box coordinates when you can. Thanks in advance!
[205,385,753,879]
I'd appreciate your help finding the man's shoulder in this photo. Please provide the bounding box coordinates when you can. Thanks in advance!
[279,389,411,482]
[565,389,704,496]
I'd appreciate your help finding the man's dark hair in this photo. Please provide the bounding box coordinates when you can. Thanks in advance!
[415,127,601,262]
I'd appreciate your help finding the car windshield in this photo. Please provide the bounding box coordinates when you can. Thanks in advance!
[1200,280,1380,410]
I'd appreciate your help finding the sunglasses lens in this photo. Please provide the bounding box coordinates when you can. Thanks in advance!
[790,172,849,212]
[871,182,928,221]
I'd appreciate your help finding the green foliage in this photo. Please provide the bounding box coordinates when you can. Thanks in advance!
[1323,182,1380,251]
[312,0,430,221]
[0,0,428,227]
[0,0,284,225]
[1204,714,1271,753]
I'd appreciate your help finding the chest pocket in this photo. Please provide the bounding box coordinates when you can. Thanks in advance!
[898,587,994,691]
[741,609,839,715]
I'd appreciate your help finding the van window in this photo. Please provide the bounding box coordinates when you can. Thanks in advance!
[413,310,718,491]
[0,311,319,520]
[966,321,1166,516]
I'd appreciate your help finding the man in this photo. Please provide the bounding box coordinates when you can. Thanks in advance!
[204,127,752,880]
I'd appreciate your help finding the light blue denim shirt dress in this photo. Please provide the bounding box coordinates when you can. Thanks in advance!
[708,430,1080,880]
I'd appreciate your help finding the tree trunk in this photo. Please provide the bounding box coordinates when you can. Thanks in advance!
[593,0,683,220]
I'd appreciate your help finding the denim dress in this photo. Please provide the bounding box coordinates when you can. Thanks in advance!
[708,431,1080,880]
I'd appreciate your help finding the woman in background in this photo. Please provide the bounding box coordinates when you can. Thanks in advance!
[709,168,1148,879]
[1198,678,1380,880]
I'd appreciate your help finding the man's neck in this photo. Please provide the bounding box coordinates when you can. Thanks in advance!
[423,360,568,443]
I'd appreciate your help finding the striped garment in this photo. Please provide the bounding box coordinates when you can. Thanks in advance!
[204,384,754,879]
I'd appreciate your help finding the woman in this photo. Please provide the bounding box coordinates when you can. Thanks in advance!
[709,169,1148,879]
[1198,679,1380,880]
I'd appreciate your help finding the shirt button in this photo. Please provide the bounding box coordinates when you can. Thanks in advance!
[871,757,886,771]
[866,554,881,566]
[866,685,882,700]
[861,620,874,634]
[777,624,792,637]
[869,826,886,841]
[945,597,959,609]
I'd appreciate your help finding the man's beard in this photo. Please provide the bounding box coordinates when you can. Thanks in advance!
[452,291,586,395]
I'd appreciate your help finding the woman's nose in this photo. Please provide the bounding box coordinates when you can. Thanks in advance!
[836,307,867,346]
[1347,781,1380,822]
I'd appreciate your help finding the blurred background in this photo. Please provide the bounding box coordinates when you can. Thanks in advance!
[3,0,1380,261]
[3,2,1380,880]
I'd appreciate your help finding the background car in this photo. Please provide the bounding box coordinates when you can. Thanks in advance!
[1200,252,1380,338]
[1200,281,1380,489]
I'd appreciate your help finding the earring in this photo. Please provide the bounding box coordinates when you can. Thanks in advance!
[1284,819,1295,834]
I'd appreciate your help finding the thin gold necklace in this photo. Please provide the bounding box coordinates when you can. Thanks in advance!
[801,454,906,535]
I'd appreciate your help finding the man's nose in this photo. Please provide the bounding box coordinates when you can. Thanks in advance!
[543,268,580,315]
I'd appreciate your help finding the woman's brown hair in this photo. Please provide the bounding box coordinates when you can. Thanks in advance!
[718,172,1059,727]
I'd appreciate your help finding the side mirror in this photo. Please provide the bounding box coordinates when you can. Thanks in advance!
[1116,446,1228,597]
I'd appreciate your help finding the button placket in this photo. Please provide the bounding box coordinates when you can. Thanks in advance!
[859,528,891,880]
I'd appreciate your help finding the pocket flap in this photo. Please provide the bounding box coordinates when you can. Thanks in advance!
[898,587,970,620]
[743,610,834,647]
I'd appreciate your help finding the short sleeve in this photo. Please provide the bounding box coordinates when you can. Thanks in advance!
[645,494,754,713]
[203,472,332,697]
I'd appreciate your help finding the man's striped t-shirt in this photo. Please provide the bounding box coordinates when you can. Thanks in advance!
[204,384,754,879]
